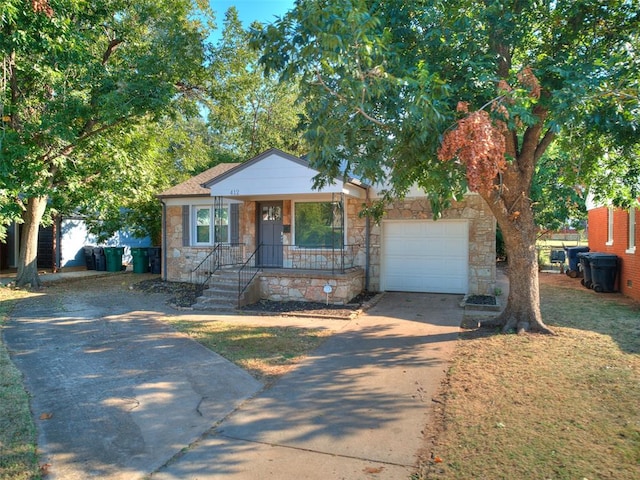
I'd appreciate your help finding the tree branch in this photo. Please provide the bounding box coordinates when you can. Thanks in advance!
[8,50,20,130]
[41,119,124,166]
[534,128,556,162]
[102,39,123,66]
[313,72,388,128]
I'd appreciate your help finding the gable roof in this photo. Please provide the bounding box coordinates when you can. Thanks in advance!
[202,148,310,188]
[157,162,240,198]
[202,148,368,199]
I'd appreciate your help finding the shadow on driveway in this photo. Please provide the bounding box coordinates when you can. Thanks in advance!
[3,281,262,480]
[153,292,463,480]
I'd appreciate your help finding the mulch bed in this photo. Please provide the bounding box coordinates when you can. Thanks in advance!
[241,292,376,318]
[465,295,497,306]
[240,291,378,318]
[134,278,205,308]
[133,277,379,315]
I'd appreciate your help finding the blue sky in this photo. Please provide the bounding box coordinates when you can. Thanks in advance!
[209,1,296,36]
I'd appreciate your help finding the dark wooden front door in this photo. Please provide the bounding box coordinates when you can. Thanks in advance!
[258,201,283,267]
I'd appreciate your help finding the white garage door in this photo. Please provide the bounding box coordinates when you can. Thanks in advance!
[381,220,469,294]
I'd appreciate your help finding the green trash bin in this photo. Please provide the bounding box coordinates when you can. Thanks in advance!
[104,247,124,272]
[131,247,149,274]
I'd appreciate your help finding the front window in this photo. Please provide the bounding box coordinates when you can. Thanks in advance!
[294,201,344,248]
[215,207,229,243]
[195,207,211,244]
[194,206,229,245]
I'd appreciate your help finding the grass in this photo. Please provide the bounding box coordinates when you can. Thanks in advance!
[166,318,333,383]
[420,276,640,480]
[0,287,41,480]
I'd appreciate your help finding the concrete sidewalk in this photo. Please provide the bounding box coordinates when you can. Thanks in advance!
[0,268,126,285]
[152,292,463,480]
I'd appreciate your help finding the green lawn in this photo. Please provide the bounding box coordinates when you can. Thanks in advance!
[0,287,40,480]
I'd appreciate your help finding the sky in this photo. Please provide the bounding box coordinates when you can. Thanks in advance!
[209,0,296,38]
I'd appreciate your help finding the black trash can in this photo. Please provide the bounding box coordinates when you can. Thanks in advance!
[564,246,590,278]
[148,247,161,274]
[83,246,96,270]
[578,252,594,288]
[590,254,619,293]
[93,247,106,271]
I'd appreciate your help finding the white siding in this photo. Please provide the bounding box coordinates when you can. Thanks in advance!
[209,153,343,197]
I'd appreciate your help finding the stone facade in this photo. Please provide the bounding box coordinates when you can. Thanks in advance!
[365,193,496,295]
[163,193,496,300]
[257,268,365,304]
[164,205,217,283]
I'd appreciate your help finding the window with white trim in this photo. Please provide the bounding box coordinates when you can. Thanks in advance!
[606,207,614,245]
[214,207,229,243]
[628,208,636,253]
[294,201,344,248]
[193,206,229,245]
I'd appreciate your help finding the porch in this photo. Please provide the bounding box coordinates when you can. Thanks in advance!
[189,243,366,306]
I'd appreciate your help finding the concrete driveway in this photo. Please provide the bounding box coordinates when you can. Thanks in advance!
[3,275,262,480]
[152,292,462,480]
[4,274,463,480]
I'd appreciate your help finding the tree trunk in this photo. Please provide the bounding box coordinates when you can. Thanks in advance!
[16,196,48,288]
[481,180,553,335]
[478,111,553,334]
[496,216,551,334]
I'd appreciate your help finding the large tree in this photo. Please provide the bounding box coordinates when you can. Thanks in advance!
[255,0,639,333]
[71,115,217,246]
[1,0,212,286]
[207,7,306,159]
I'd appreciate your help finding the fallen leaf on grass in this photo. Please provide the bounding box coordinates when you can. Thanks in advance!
[40,412,53,420]
[433,456,444,463]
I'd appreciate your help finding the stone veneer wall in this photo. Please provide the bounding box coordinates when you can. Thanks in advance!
[164,193,495,297]
[164,205,208,282]
[164,202,253,282]
[258,267,365,304]
[347,194,496,295]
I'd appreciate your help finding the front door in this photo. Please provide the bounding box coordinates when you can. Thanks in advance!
[258,201,283,267]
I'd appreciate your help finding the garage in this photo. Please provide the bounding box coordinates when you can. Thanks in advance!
[381,220,469,294]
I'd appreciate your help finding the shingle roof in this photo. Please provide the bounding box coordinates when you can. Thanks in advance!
[157,163,240,198]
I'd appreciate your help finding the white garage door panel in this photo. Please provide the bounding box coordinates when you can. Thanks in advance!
[382,220,468,294]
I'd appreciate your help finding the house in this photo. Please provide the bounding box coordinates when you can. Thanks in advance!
[587,202,639,301]
[157,148,497,305]
[0,217,151,272]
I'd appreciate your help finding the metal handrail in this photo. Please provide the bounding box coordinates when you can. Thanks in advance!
[190,243,244,287]
[236,243,362,305]
[238,244,261,298]
[255,243,359,272]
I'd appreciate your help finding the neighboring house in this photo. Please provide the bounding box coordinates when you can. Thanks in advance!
[157,148,497,305]
[587,202,639,301]
[0,217,151,271]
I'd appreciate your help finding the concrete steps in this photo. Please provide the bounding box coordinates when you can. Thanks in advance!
[192,268,240,312]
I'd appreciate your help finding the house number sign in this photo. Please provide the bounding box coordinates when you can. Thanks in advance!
[229,189,239,195]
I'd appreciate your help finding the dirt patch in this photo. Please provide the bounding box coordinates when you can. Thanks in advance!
[539,271,640,309]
